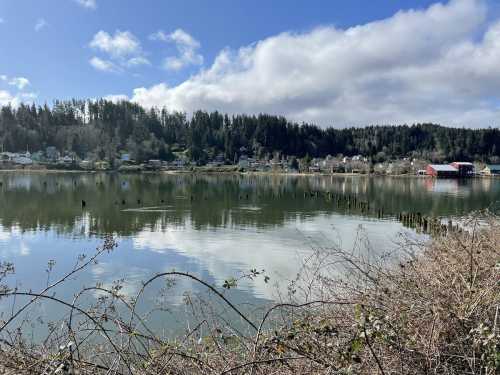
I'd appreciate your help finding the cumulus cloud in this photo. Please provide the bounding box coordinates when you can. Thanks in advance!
[0,75,36,106]
[8,77,30,90]
[89,30,149,72]
[89,56,120,72]
[0,90,37,106]
[34,18,48,32]
[150,29,203,71]
[0,90,15,106]
[125,56,151,67]
[75,0,97,9]
[131,0,500,128]
[90,30,140,58]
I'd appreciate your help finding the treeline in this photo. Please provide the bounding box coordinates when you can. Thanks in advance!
[0,99,499,163]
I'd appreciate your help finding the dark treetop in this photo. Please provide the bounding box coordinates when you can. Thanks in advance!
[1,99,499,163]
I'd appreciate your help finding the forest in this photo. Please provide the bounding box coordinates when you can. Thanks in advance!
[0,99,499,164]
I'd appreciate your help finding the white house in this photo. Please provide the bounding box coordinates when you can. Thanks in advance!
[13,155,33,165]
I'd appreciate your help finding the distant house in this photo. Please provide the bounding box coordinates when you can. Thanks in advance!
[214,154,225,165]
[148,159,162,169]
[79,160,93,170]
[238,155,249,169]
[481,164,500,176]
[95,161,110,170]
[13,155,33,165]
[450,162,474,177]
[46,146,60,162]
[352,155,367,162]
[0,152,16,162]
[171,158,186,168]
[58,155,73,165]
[31,151,44,162]
[426,164,458,178]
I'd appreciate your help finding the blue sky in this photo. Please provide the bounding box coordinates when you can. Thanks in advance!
[1,0,500,127]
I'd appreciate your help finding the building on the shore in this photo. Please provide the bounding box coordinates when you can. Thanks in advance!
[95,161,110,170]
[426,164,459,178]
[13,155,33,165]
[46,146,60,162]
[238,155,250,169]
[147,159,162,169]
[31,151,44,162]
[481,164,500,176]
[0,152,16,162]
[121,153,131,162]
[450,162,475,177]
[79,160,94,170]
[426,162,476,178]
[58,155,73,165]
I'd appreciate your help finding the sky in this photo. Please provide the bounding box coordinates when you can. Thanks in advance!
[1,0,500,128]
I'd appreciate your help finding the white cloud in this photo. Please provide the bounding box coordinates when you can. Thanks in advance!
[1,75,30,90]
[0,75,36,106]
[89,56,120,73]
[131,0,500,128]
[90,30,140,58]
[34,18,47,32]
[148,30,169,42]
[126,56,151,67]
[0,90,37,107]
[75,0,97,9]
[0,90,16,106]
[8,77,30,90]
[151,28,203,71]
[89,30,149,72]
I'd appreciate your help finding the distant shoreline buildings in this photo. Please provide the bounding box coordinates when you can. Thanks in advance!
[1,146,499,178]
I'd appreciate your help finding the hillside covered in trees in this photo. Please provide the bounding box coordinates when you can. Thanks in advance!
[0,99,499,164]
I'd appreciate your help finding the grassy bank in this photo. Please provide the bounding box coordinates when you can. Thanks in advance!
[0,218,498,374]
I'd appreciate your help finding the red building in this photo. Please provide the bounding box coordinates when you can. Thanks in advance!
[426,164,458,178]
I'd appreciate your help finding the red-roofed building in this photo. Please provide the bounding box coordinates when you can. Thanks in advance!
[426,164,458,178]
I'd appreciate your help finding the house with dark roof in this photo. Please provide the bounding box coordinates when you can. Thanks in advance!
[450,162,474,177]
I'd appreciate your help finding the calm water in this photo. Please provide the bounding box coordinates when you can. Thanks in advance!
[0,172,499,337]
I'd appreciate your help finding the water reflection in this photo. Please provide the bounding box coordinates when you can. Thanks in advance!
[0,172,499,337]
[0,173,498,237]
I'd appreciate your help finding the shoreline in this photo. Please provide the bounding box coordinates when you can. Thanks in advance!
[0,168,498,179]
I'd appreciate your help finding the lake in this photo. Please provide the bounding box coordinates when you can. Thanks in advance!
[0,172,499,338]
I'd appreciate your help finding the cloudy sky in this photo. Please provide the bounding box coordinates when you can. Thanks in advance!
[1,0,500,128]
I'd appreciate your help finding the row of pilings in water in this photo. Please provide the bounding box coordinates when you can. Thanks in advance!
[299,190,460,237]
[76,182,460,237]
